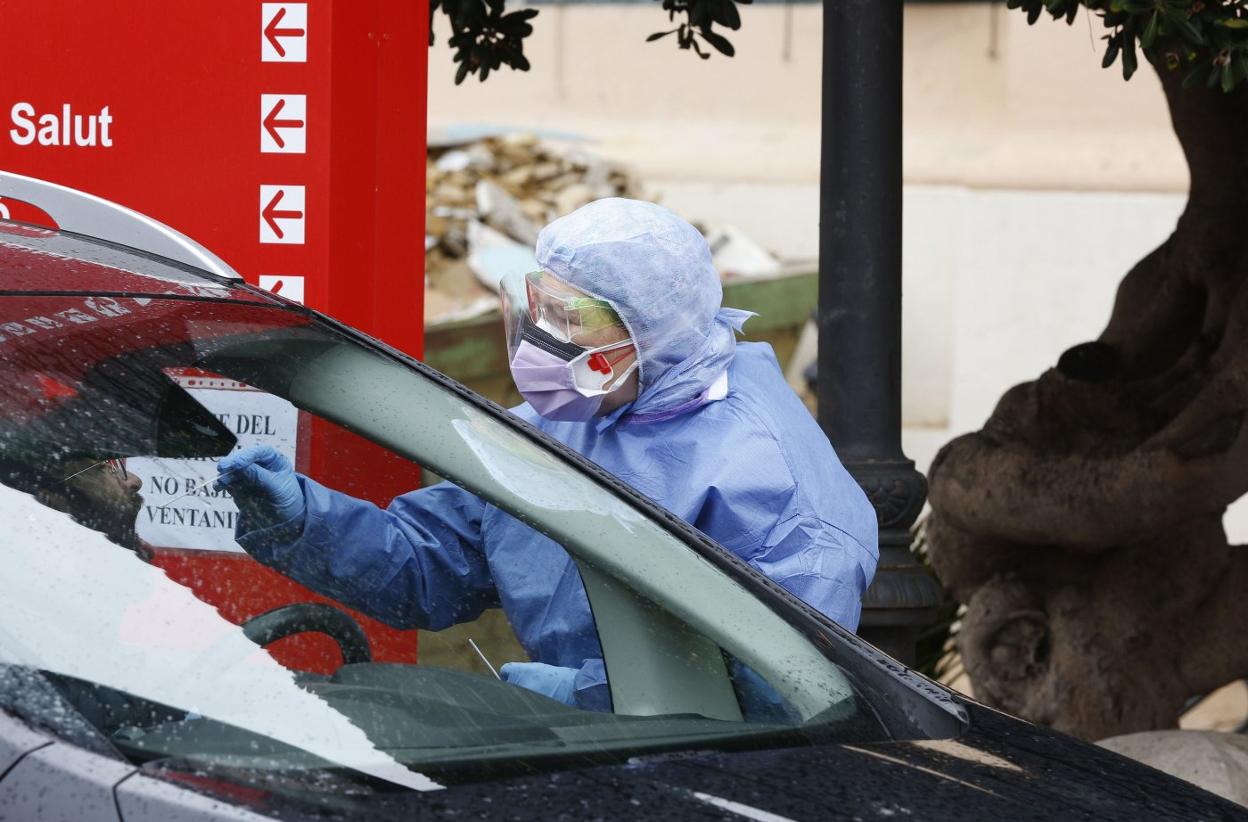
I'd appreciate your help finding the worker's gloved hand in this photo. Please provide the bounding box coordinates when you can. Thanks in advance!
[216,445,306,533]
[499,662,578,705]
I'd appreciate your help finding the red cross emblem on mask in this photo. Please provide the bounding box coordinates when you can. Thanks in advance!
[588,353,612,375]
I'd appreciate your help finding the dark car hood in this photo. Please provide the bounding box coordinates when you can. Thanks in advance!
[160,704,1246,821]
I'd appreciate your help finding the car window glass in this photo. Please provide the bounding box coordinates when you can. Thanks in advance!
[0,483,437,792]
[0,294,901,794]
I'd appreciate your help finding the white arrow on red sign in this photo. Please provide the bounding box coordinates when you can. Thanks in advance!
[259,185,305,244]
[261,4,307,63]
[259,275,305,304]
[260,95,306,153]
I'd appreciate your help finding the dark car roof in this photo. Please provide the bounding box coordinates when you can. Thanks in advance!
[0,220,272,304]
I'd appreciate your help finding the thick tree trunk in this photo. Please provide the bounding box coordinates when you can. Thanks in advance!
[926,62,1248,741]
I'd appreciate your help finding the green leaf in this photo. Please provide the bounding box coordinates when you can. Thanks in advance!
[1141,10,1159,49]
[689,1,708,29]
[1102,33,1121,68]
[1122,31,1138,80]
[700,28,735,56]
[1215,18,1248,30]
[1222,61,1235,93]
[708,0,741,31]
[1176,17,1205,46]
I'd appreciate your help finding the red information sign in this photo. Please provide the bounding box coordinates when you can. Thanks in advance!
[0,0,429,671]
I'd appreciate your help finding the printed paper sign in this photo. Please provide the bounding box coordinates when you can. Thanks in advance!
[130,371,298,553]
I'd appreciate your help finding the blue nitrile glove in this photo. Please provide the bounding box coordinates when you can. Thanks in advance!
[216,445,306,533]
[732,660,799,724]
[500,662,578,705]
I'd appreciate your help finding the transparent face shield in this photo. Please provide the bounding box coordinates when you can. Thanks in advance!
[501,271,639,395]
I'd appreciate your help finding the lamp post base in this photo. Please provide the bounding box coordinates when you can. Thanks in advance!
[859,546,945,666]
[846,459,944,667]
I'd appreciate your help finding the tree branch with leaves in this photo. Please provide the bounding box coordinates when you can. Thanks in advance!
[1010,0,1248,91]
[430,0,752,83]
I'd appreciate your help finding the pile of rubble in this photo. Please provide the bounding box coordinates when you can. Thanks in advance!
[425,134,647,324]
[424,132,785,325]
[427,133,645,243]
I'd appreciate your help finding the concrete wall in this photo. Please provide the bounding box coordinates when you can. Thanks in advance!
[428,2,1186,190]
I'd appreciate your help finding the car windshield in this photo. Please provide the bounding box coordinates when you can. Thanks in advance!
[0,287,954,795]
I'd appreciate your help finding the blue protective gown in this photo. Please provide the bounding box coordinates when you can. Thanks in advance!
[238,342,878,711]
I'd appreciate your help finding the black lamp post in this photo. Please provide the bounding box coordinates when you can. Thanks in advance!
[817,0,943,665]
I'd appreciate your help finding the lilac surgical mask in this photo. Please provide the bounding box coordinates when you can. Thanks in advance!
[508,318,638,422]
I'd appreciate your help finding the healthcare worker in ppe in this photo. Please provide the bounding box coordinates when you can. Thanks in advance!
[218,198,878,712]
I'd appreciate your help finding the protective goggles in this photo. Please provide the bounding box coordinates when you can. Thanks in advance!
[507,271,627,347]
[501,271,638,393]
